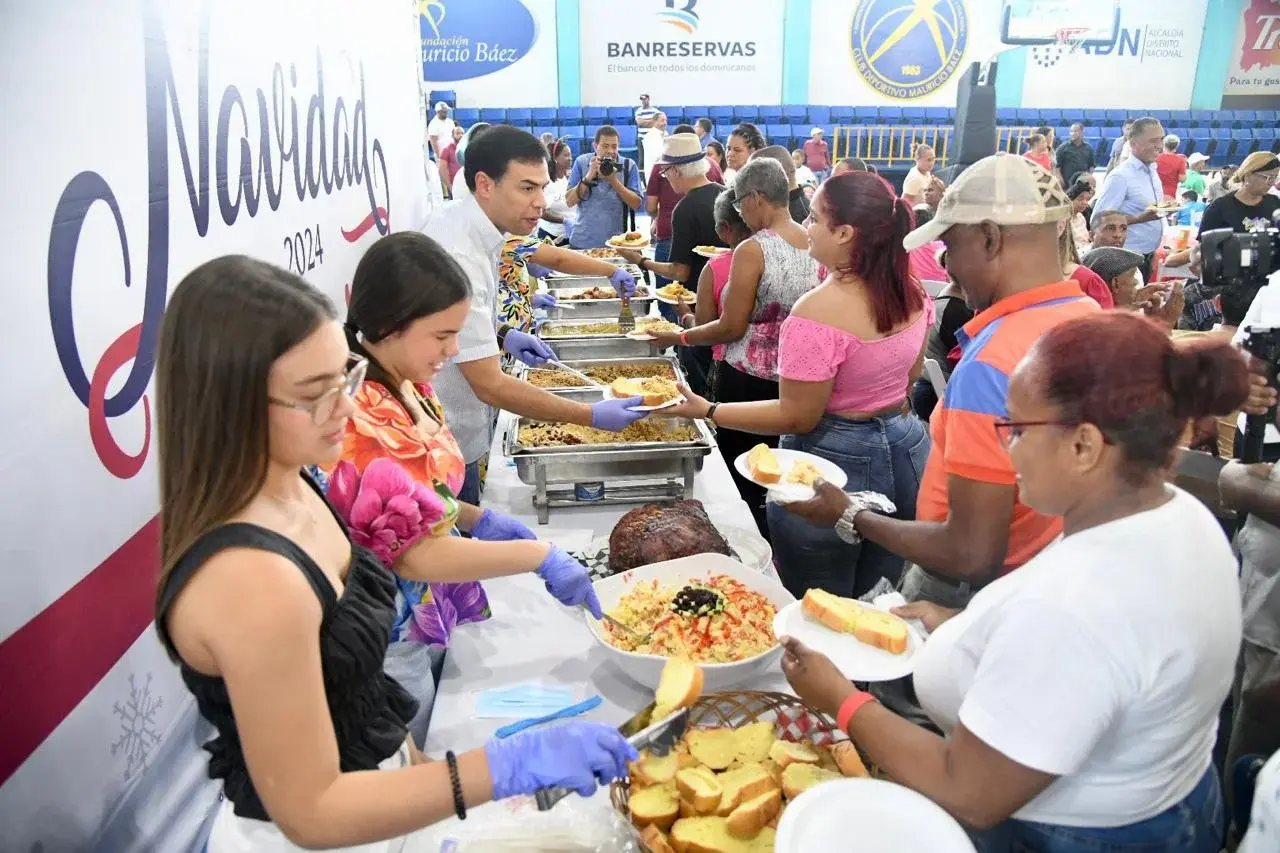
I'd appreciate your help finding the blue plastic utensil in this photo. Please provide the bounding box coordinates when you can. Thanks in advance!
[493,695,604,738]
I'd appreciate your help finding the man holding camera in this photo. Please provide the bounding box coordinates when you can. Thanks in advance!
[566,125,643,250]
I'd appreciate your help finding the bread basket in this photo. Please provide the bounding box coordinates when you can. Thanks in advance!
[611,690,875,852]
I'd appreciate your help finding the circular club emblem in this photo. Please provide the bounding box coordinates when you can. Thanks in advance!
[850,0,969,100]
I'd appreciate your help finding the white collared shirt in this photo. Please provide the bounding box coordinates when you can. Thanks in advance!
[422,195,504,463]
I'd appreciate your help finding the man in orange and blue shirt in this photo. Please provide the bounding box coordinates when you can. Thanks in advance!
[783,153,1098,609]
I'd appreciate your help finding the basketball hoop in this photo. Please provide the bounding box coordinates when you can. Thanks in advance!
[1054,27,1090,54]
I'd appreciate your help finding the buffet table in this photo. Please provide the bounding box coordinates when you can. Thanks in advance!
[424,425,789,760]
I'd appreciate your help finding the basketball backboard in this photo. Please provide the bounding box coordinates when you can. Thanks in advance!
[999,0,1121,47]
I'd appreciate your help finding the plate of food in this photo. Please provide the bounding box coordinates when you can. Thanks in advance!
[693,245,730,259]
[733,445,847,502]
[1152,200,1185,213]
[608,376,686,411]
[609,231,650,249]
[655,282,696,305]
[772,589,925,682]
[626,318,684,341]
[587,553,795,691]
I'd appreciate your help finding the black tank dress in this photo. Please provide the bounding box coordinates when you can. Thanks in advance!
[156,474,418,821]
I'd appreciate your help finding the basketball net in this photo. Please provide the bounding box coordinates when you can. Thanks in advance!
[1055,27,1090,54]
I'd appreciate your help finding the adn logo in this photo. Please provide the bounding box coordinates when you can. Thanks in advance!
[658,0,700,35]
[850,0,969,101]
[420,0,537,82]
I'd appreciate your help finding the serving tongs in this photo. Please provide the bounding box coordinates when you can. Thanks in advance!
[532,360,606,389]
[533,703,690,811]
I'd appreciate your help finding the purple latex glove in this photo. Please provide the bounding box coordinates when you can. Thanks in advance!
[536,546,602,618]
[610,267,637,297]
[503,328,555,366]
[485,721,638,799]
[470,508,537,542]
[526,262,554,280]
[531,291,558,310]
[591,396,646,431]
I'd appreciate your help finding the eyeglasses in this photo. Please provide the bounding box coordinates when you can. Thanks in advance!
[1247,171,1279,184]
[732,191,757,214]
[269,356,367,426]
[993,418,1114,451]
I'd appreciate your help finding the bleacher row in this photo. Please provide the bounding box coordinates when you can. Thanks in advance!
[448,103,1280,166]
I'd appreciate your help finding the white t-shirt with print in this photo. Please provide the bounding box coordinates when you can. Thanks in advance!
[913,487,1241,827]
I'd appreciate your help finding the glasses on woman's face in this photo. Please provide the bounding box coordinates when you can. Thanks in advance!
[732,191,756,214]
[993,418,1073,451]
[1247,170,1279,186]
[269,357,367,426]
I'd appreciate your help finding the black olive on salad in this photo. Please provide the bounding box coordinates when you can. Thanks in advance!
[672,585,724,617]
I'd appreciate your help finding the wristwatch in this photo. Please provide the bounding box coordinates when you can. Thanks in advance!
[638,257,650,272]
[704,403,719,424]
[834,492,901,545]
[835,504,862,545]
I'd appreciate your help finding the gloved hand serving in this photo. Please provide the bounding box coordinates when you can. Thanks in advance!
[526,262,554,281]
[470,508,537,542]
[590,396,646,431]
[536,546,602,618]
[503,328,556,366]
[531,291,558,310]
[610,267,637,297]
[484,721,638,800]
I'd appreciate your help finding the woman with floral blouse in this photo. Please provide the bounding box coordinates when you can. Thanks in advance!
[331,232,602,745]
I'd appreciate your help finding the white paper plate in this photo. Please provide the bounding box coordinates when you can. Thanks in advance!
[604,383,684,412]
[732,448,847,502]
[775,778,976,852]
[772,598,924,682]
[693,246,730,259]
[607,237,649,249]
[654,288,695,305]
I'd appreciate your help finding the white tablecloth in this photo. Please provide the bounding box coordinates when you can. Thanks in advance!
[423,426,790,759]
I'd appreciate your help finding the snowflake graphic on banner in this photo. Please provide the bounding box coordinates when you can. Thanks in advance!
[111,672,164,779]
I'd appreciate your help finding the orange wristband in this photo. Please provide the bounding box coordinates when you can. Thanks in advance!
[836,690,878,734]
[679,330,690,346]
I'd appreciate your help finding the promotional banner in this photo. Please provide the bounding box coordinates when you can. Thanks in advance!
[1019,0,1209,108]
[1224,0,1280,97]
[808,0,1008,106]
[579,0,787,107]
[420,0,560,107]
[0,1,430,849]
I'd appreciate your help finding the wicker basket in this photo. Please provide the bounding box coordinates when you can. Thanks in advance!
[611,690,867,849]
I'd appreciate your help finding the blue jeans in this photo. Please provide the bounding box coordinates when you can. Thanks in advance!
[767,410,930,599]
[972,767,1223,853]
[653,238,676,321]
[458,459,482,506]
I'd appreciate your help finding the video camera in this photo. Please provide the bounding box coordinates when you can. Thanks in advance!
[1205,211,1280,463]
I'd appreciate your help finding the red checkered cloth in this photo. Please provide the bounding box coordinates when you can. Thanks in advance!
[773,707,842,747]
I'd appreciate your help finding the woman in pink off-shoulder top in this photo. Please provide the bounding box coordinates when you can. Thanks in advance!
[668,172,931,598]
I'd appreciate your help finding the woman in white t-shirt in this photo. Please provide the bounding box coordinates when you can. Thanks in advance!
[538,139,575,241]
[781,311,1248,851]
[901,143,937,205]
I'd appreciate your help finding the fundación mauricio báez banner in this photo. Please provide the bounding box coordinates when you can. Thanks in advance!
[578,0,786,107]
[420,0,560,107]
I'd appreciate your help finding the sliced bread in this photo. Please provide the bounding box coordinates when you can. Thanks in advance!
[631,783,680,832]
[767,739,822,770]
[635,751,680,785]
[746,444,782,484]
[687,729,738,771]
[676,766,723,814]
[802,588,909,655]
[830,740,870,778]
[653,657,704,723]
[725,788,783,840]
[731,721,775,764]
[780,762,842,800]
[715,763,777,816]
[640,824,676,853]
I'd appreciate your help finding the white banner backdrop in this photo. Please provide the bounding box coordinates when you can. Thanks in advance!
[579,0,786,107]
[1020,0,1209,108]
[0,1,430,850]
[420,0,560,108]
[1224,0,1280,96]
[808,0,1008,107]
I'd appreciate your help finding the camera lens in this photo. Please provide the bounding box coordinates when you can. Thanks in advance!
[600,159,616,176]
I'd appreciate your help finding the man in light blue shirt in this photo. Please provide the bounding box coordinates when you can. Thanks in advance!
[566,125,644,249]
[1095,116,1166,281]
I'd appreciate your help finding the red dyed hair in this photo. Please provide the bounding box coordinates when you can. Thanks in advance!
[1031,312,1248,482]
[817,172,924,334]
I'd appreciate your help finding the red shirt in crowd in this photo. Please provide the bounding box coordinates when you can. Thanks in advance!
[1156,151,1188,200]
[803,137,830,171]
[440,142,461,186]
[1023,150,1053,172]
[645,160,724,241]
[1070,265,1115,309]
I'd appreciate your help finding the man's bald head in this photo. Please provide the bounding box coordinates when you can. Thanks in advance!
[750,145,797,189]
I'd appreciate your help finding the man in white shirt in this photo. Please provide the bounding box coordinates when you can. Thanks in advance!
[634,94,659,129]
[423,125,646,501]
[641,111,667,173]
[426,101,456,158]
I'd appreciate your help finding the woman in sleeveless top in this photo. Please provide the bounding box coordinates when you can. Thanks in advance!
[651,158,820,536]
[670,173,932,598]
[153,257,634,852]
[336,232,603,747]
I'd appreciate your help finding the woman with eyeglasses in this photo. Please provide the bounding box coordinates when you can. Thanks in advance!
[337,232,604,745]
[1199,151,1280,272]
[154,256,634,852]
[781,311,1246,851]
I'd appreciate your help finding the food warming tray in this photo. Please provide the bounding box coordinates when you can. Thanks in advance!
[501,389,715,524]
[544,279,655,319]
[537,319,668,359]
[515,355,685,393]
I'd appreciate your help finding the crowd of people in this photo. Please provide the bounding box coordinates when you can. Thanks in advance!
[152,92,1280,852]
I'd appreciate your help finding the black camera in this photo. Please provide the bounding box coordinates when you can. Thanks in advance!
[598,158,618,177]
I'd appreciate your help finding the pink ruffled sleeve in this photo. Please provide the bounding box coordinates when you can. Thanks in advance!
[327,458,446,567]
[779,315,847,382]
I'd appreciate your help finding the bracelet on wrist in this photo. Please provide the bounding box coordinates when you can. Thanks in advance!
[679,330,690,346]
[836,690,878,734]
[445,750,467,820]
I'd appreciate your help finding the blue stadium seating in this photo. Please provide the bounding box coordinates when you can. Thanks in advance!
[479,108,506,123]
[454,107,480,125]
[507,108,533,124]
[531,107,557,123]
[710,105,734,122]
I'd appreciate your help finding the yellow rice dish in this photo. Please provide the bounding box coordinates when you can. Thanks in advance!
[604,575,778,663]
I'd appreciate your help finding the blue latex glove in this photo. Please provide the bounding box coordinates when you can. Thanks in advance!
[470,508,537,542]
[503,328,556,366]
[531,291,558,310]
[485,721,638,799]
[610,267,637,297]
[526,262,554,281]
[537,546,602,618]
[591,396,646,431]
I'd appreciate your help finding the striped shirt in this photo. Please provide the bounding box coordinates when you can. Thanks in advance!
[916,281,1099,573]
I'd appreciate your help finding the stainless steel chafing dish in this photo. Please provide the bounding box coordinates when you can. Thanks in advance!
[515,355,685,393]
[536,319,668,359]
[544,279,655,319]
[500,389,715,524]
